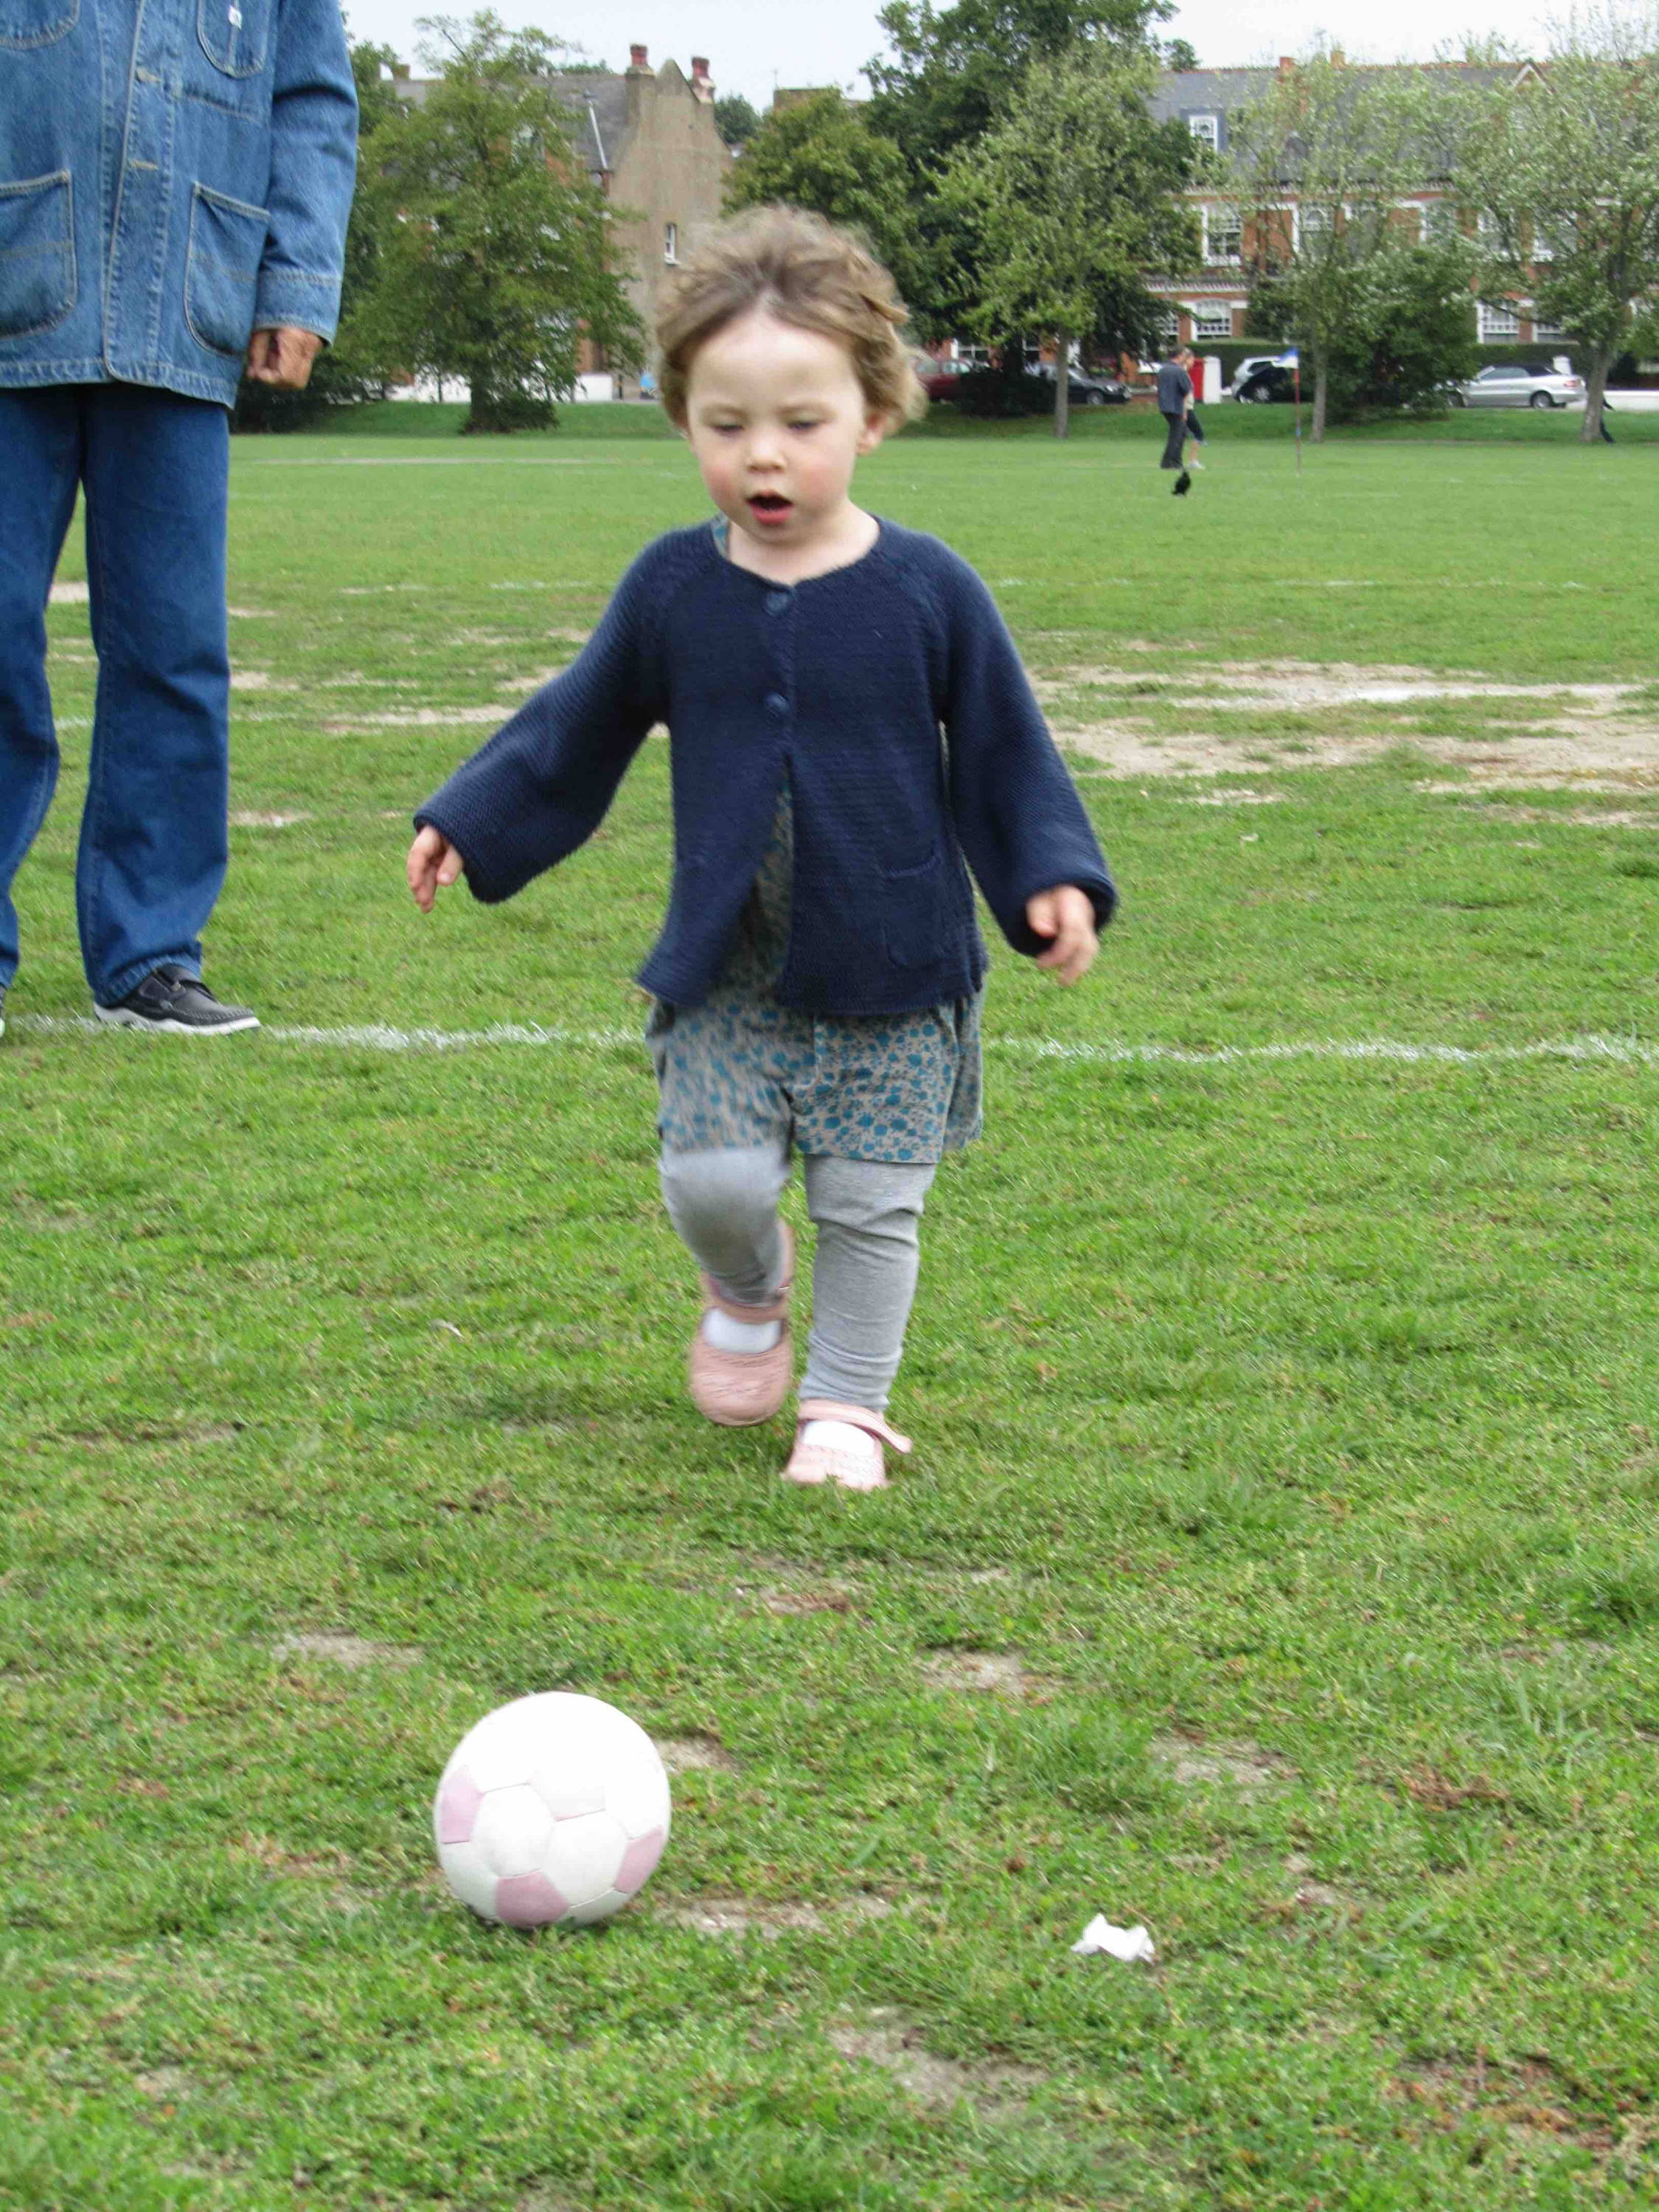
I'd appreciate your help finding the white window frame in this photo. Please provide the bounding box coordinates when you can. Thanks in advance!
[664,220,679,265]
[1478,299,1521,340]
[1187,113,1220,149]
[1528,302,1567,340]
[1293,203,1333,252]
[1190,302,1234,341]
[1202,206,1242,265]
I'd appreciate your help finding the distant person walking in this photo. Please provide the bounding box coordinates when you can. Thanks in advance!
[1157,344,1195,495]
[1158,346,1195,467]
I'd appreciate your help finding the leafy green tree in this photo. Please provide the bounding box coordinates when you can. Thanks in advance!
[1228,50,1472,439]
[354,12,642,432]
[1255,234,1480,418]
[714,92,762,147]
[723,91,931,308]
[950,38,1194,434]
[1453,16,1659,440]
[864,0,1169,170]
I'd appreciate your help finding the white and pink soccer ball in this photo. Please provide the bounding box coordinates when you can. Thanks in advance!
[433,1693,670,1928]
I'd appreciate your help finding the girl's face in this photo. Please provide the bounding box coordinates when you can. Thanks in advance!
[682,308,888,555]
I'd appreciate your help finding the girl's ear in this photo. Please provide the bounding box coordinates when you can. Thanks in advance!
[856,407,892,456]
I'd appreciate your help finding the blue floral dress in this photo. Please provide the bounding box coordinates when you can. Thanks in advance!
[647,782,984,1164]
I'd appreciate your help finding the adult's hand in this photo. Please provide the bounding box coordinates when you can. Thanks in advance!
[245,327,325,391]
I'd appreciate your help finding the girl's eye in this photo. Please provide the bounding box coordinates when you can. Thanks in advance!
[788,421,819,432]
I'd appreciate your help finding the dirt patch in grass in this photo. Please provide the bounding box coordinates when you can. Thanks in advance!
[1150,1734,1291,1792]
[756,1584,855,1616]
[655,1733,740,1773]
[829,2008,1043,2112]
[919,1649,1034,1697]
[655,1893,893,1938]
[1391,2052,1643,2166]
[270,1632,421,1670]
[1422,792,1659,826]
[1040,660,1659,790]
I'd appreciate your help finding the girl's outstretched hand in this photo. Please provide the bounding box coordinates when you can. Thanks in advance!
[408,825,464,913]
[1026,886,1098,985]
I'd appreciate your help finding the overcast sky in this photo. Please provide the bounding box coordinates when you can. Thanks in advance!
[344,0,1559,111]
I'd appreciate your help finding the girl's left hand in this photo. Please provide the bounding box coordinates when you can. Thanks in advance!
[1026,886,1098,985]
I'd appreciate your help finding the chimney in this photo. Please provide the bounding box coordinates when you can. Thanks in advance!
[628,43,648,69]
[691,55,711,86]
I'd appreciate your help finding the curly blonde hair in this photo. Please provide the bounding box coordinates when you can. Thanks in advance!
[655,206,925,430]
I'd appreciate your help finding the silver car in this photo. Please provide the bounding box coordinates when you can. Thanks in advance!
[1451,362,1586,409]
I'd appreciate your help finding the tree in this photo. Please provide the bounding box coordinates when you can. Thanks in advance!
[1256,234,1481,417]
[1453,13,1659,441]
[864,0,1171,171]
[1228,51,1473,439]
[723,91,930,307]
[950,38,1195,434]
[714,92,762,148]
[353,13,642,431]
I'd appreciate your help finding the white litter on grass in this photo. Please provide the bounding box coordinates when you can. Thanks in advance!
[1072,1916,1156,1964]
[13,1015,1659,1071]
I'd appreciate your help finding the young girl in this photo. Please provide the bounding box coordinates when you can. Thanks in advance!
[407,208,1115,1492]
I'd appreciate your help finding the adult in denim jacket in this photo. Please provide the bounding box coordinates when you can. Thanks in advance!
[0,0,356,1034]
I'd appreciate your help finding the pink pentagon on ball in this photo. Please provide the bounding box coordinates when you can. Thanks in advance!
[493,1871,570,1927]
[614,1826,666,1897]
[437,1770,484,1846]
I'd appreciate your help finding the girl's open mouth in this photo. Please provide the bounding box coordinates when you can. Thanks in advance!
[747,493,793,524]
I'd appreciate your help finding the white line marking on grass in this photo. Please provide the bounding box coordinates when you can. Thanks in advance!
[14,1015,1658,1069]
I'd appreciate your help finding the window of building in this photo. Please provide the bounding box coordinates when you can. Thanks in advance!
[1203,209,1242,263]
[1192,303,1234,340]
[1187,114,1220,148]
[664,221,679,265]
[1478,300,1521,339]
[1531,307,1566,339]
[1295,204,1332,251]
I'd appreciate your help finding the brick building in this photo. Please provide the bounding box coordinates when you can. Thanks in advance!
[1144,60,1553,353]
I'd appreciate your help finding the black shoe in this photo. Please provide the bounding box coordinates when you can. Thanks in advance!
[93,964,260,1035]
[1172,470,1192,496]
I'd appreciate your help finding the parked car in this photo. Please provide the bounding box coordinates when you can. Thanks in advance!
[1029,362,1130,406]
[920,361,976,402]
[1225,355,1284,399]
[1450,363,1585,409]
[1234,362,1298,404]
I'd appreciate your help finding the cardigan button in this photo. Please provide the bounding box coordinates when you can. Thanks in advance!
[765,692,788,717]
[765,590,790,615]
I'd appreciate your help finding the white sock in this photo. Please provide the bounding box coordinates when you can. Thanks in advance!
[799,1418,880,1468]
[703,1307,782,1354]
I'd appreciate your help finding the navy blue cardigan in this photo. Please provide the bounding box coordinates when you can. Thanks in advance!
[416,519,1116,1015]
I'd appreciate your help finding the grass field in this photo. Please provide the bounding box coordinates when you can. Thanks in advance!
[4,410,1658,2212]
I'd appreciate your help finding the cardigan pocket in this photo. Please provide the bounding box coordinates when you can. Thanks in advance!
[880,848,947,969]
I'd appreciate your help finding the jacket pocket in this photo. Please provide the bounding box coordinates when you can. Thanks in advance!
[0,170,74,338]
[184,182,268,357]
[196,0,268,75]
[0,0,75,48]
[880,847,947,970]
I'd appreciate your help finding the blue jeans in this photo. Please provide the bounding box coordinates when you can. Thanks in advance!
[0,384,231,1005]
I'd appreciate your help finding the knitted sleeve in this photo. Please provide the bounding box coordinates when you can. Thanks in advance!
[413,548,666,904]
[935,552,1117,956]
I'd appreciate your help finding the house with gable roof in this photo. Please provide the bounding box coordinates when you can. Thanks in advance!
[397,43,732,394]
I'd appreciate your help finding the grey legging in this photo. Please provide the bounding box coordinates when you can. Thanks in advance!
[659,1144,936,1413]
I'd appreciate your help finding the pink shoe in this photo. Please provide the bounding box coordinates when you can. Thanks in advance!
[688,1224,795,1427]
[782,1399,912,1492]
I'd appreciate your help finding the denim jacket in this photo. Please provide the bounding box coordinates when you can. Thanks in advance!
[0,0,356,406]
